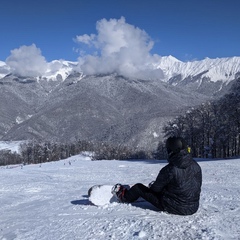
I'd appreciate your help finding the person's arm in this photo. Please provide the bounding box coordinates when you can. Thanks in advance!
[150,165,174,193]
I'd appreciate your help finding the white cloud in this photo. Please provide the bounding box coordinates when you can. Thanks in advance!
[6,44,48,77]
[75,17,163,80]
[75,34,96,45]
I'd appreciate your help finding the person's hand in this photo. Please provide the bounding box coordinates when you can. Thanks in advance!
[148,181,155,188]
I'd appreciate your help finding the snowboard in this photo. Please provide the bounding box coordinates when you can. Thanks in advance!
[88,184,121,206]
[88,184,146,206]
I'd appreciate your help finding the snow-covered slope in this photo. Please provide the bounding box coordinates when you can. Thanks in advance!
[42,60,78,81]
[1,154,239,239]
[0,140,24,153]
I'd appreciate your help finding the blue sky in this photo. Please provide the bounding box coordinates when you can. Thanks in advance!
[1,0,240,62]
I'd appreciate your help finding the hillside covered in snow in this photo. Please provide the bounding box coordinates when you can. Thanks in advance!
[1,154,239,239]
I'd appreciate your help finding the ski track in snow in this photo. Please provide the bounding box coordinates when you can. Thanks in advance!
[0,155,240,240]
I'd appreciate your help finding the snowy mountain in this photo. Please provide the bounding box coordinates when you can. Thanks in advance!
[157,56,240,83]
[1,56,240,84]
[0,56,239,149]
[155,56,240,97]
[0,73,208,149]
[0,59,77,82]
[42,60,78,81]
[1,154,240,239]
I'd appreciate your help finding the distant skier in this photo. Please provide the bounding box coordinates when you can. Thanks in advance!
[112,136,202,215]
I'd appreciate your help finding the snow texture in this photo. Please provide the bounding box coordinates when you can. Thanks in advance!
[1,154,240,240]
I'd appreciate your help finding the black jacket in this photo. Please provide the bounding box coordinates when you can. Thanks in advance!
[150,149,202,215]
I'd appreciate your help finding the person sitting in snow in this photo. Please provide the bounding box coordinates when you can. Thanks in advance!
[112,136,202,215]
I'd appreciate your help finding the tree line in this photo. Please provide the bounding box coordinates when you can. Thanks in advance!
[0,139,153,166]
[163,78,240,158]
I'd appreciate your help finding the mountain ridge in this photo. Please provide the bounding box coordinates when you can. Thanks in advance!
[0,56,239,150]
[1,56,240,84]
[0,73,209,150]
[156,56,240,83]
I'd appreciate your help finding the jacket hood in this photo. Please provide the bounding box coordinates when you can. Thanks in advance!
[168,149,192,169]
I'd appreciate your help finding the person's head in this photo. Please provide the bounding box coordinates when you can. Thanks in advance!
[165,136,187,155]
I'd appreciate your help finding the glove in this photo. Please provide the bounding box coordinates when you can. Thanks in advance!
[148,181,155,188]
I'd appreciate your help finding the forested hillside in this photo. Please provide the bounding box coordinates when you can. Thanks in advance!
[163,78,240,158]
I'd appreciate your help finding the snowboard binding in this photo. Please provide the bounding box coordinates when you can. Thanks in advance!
[111,183,126,202]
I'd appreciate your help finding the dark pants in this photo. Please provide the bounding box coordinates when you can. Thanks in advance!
[124,183,165,211]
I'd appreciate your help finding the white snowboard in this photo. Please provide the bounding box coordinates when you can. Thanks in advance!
[88,185,118,206]
[88,184,147,206]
